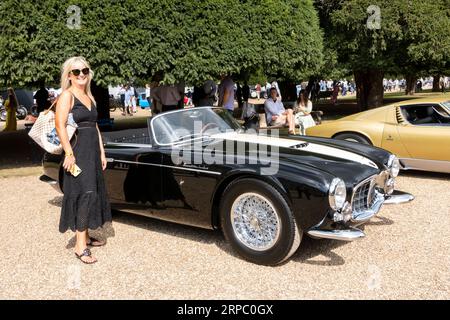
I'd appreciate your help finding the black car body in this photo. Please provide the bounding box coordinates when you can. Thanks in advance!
[41,107,413,265]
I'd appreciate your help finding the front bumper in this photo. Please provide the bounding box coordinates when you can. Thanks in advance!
[307,189,414,241]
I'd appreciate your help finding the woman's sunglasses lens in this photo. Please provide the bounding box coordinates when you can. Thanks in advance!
[71,68,89,76]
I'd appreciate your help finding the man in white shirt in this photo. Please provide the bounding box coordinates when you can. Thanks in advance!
[264,87,295,134]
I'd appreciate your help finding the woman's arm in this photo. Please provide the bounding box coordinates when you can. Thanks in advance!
[55,91,75,171]
[96,124,107,171]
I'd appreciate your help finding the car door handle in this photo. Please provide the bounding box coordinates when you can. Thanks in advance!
[106,158,114,163]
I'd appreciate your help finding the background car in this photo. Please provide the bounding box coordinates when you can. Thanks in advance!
[306,98,450,173]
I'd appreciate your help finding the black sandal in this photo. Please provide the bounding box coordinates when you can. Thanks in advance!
[87,237,106,247]
[75,248,97,264]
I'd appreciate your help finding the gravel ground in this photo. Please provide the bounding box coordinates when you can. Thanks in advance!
[0,170,448,300]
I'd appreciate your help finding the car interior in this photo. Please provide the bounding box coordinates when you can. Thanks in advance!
[400,105,450,126]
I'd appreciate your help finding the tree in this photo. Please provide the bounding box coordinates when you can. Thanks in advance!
[0,0,323,86]
[0,0,324,119]
[315,0,450,110]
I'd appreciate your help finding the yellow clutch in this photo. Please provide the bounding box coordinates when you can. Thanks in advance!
[70,164,82,177]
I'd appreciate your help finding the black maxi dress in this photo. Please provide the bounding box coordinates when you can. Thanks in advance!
[59,94,112,233]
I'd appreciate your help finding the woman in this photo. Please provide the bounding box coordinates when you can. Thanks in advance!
[294,90,315,135]
[3,87,18,131]
[55,56,112,264]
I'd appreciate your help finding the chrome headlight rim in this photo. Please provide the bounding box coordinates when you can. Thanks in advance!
[328,178,347,211]
[388,155,400,178]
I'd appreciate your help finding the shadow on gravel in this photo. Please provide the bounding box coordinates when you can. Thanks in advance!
[290,237,346,266]
[364,215,394,226]
[110,209,235,252]
[49,196,63,207]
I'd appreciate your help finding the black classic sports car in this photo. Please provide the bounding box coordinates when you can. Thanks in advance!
[41,107,414,265]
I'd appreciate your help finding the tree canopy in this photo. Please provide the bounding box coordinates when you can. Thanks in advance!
[314,0,450,108]
[0,0,323,87]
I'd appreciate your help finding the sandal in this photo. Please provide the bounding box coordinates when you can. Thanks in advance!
[86,237,106,247]
[75,248,97,264]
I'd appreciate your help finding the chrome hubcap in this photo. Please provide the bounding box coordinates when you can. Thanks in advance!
[230,193,281,251]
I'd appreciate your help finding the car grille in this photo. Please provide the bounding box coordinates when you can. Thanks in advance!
[352,178,377,217]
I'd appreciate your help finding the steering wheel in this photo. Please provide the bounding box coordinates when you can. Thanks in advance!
[200,122,219,134]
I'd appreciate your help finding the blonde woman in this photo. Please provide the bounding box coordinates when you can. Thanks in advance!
[55,56,112,264]
[3,87,18,131]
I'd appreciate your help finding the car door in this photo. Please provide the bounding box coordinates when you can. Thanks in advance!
[157,145,221,229]
[103,142,164,208]
[381,106,411,158]
[394,104,450,161]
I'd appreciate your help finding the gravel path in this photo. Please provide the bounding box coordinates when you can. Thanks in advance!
[0,171,448,299]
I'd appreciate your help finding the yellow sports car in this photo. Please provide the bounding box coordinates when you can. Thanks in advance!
[306,97,450,173]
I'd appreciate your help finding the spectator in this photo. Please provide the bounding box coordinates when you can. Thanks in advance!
[331,81,339,105]
[264,87,295,134]
[265,82,272,97]
[236,82,243,109]
[186,89,193,106]
[255,83,261,100]
[218,75,235,116]
[130,85,138,113]
[440,77,448,93]
[123,85,133,116]
[195,79,217,107]
[151,83,184,112]
[242,81,250,109]
[271,80,282,100]
[34,83,49,113]
[145,83,151,109]
[3,87,18,131]
[294,90,315,135]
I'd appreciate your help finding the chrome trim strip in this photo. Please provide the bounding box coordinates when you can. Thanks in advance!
[114,159,222,175]
[400,158,450,173]
[106,143,152,148]
[384,191,415,204]
[307,228,365,241]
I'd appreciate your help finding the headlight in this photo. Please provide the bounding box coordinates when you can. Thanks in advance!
[329,178,347,210]
[388,155,400,178]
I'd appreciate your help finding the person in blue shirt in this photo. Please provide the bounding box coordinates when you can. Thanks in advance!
[264,87,295,134]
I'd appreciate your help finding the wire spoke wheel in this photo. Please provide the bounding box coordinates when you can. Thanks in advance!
[231,192,281,251]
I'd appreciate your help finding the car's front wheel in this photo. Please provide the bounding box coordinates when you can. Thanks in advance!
[220,178,302,265]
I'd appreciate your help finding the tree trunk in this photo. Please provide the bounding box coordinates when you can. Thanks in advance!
[405,75,417,95]
[354,69,384,111]
[432,75,441,92]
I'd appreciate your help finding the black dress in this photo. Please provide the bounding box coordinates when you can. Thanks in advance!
[59,93,112,233]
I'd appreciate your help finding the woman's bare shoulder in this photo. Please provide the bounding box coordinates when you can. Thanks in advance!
[56,90,74,111]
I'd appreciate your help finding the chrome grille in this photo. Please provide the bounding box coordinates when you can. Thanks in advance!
[352,179,376,215]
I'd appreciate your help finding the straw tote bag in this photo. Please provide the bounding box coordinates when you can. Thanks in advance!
[28,96,77,155]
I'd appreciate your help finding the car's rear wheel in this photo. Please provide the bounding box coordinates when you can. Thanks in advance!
[334,133,371,145]
[16,106,28,120]
[220,178,302,265]
[0,108,6,121]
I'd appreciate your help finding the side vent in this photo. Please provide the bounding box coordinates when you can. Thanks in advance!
[396,107,405,124]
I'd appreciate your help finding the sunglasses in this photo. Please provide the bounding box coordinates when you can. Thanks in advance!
[70,68,90,76]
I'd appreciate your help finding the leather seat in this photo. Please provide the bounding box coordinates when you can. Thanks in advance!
[414,107,435,124]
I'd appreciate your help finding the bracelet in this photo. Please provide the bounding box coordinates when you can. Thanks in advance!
[65,152,74,157]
